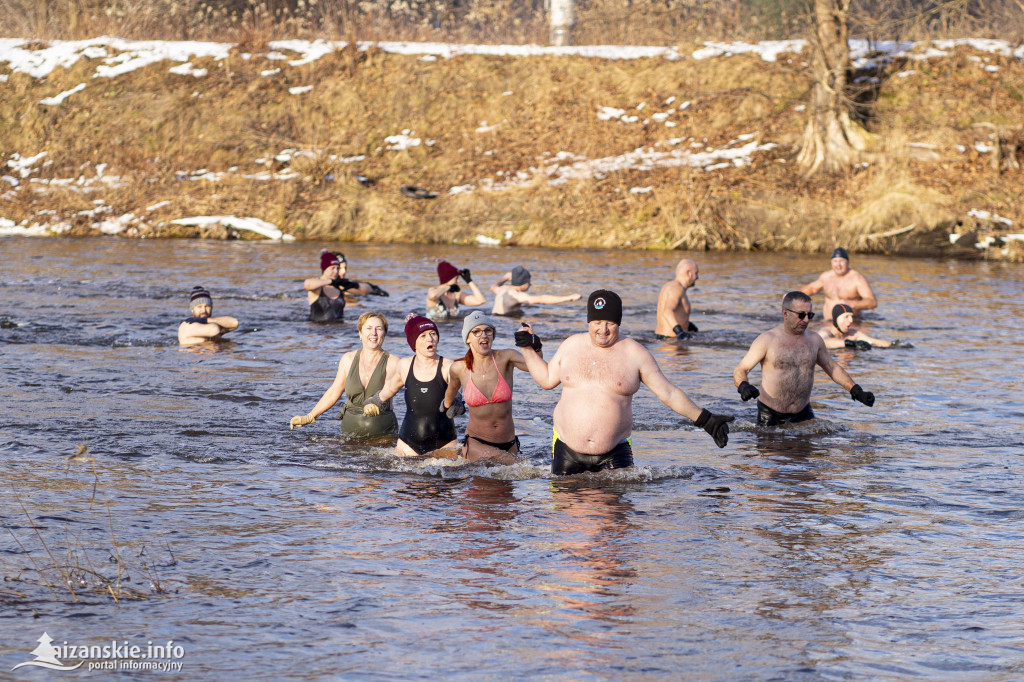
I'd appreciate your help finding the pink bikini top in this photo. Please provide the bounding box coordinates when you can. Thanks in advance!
[464,354,512,407]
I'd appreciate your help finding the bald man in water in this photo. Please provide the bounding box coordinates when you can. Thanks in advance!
[800,247,877,321]
[655,258,701,340]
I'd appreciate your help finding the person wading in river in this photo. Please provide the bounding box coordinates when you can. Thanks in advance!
[800,247,877,322]
[178,286,239,346]
[289,311,400,437]
[362,314,460,458]
[441,311,536,465]
[654,258,701,341]
[733,291,877,427]
[817,303,905,350]
[305,249,389,322]
[425,259,486,321]
[518,289,734,475]
[489,265,581,316]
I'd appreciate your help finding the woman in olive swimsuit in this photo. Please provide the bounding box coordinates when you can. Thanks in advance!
[443,311,534,465]
[289,311,400,437]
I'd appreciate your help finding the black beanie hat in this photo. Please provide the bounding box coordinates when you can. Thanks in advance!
[587,289,622,325]
[832,303,854,328]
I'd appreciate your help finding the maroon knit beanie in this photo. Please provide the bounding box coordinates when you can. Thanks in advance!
[320,249,345,272]
[404,314,438,350]
[436,260,460,284]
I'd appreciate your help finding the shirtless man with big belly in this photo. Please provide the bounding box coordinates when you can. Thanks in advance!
[518,289,733,475]
[733,291,876,427]
[800,247,878,321]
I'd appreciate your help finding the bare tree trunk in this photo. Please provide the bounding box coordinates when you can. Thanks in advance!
[549,0,574,46]
[796,0,873,176]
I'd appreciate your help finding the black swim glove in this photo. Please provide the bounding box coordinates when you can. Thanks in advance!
[441,396,466,419]
[331,277,360,291]
[844,339,871,350]
[850,384,875,407]
[459,268,472,283]
[688,321,699,333]
[890,339,913,349]
[448,284,461,293]
[737,381,760,402]
[672,324,691,340]
[694,409,734,448]
[367,283,389,297]
[514,327,542,351]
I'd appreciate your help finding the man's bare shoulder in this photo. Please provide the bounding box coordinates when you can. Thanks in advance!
[659,279,683,297]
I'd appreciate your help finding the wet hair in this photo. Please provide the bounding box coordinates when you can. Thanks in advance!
[357,311,388,335]
[781,291,812,309]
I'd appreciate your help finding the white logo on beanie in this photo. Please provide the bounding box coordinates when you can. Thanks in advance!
[594,297,606,309]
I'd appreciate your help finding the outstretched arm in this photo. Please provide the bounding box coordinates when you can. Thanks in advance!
[290,352,353,428]
[851,330,890,347]
[523,293,581,305]
[638,351,703,422]
[801,274,824,296]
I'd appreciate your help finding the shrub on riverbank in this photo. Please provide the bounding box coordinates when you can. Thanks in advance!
[1,36,1022,259]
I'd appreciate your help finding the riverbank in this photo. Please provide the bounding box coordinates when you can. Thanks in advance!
[1,37,1022,260]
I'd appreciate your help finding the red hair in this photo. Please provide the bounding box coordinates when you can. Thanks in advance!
[463,348,474,372]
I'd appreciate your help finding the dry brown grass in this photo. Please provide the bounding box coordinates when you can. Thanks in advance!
[1,20,1023,256]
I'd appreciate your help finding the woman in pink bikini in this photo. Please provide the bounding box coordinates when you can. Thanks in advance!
[443,311,537,465]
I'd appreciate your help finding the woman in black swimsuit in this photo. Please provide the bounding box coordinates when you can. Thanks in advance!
[364,314,459,457]
[304,249,390,322]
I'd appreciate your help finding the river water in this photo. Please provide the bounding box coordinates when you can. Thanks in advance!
[1,237,1022,679]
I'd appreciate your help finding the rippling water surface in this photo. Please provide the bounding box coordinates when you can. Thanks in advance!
[1,238,1022,679]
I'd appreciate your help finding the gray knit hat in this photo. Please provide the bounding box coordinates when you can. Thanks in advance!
[462,310,495,343]
[510,265,531,286]
[189,286,212,311]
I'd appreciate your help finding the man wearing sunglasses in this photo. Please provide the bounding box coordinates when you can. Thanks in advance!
[733,291,875,427]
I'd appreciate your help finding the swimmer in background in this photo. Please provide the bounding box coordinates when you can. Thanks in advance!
[178,286,238,346]
[489,265,581,316]
[305,250,389,322]
[733,291,876,427]
[442,311,536,465]
[818,303,904,350]
[800,247,877,322]
[655,258,701,340]
[518,289,734,475]
[289,311,400,437]
[425,259,486,321]
[363,314,459,458]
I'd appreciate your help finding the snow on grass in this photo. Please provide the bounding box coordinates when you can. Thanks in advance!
[170,215,295,241]
[39,82,86,105]
[2,36,1021,84]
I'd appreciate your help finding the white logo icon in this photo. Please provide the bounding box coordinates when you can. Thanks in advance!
[594,297,606,309]
[12,633,83,671]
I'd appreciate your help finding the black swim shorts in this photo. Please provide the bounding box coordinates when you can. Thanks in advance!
[552,432,634,475]
[757,401,815,427]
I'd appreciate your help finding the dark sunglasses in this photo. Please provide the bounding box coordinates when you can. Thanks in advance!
[784,308,815,320]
